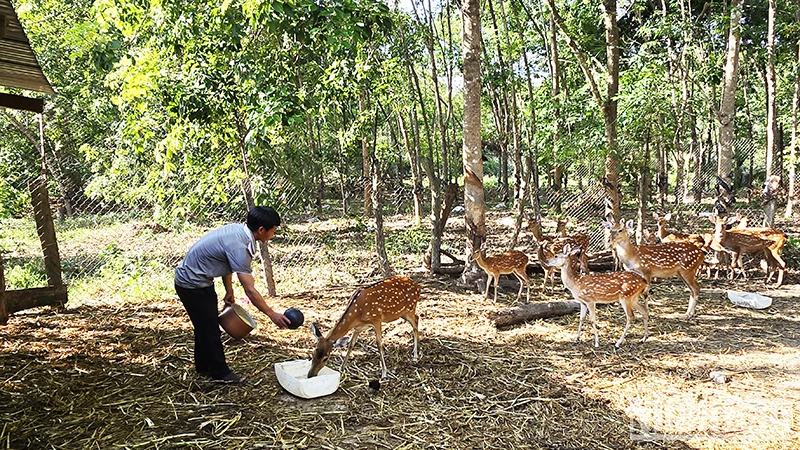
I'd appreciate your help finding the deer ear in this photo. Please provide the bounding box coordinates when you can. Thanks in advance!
[652,212,658,220]
[333,336,351,349]
[602,220,613,229]
[726,215,739,226]
[625,219,635,230]
[569,246,582,256]
[664,213,672,221]
[311,323,323,339]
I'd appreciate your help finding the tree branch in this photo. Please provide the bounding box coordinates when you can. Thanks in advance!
[543,0,605,109]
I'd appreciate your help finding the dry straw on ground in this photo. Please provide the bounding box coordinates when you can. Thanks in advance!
[1,213,798,449]
[2,275,799,449]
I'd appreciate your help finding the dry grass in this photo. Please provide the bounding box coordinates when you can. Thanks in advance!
[1,213,798,449]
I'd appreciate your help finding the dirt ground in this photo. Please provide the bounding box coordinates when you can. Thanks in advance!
[1,214,799,449]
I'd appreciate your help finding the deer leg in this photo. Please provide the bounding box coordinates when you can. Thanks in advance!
[764,250,776,284]
[680,270,700,320]
[493,273,500,302]
[515,269,530,303]
[588,303,600,348]
[633,297,649,343]
[513,272,525,302]
[402,313,420,361]
[738,254,748,280]
[341,328,364,372]
[616,301,633,348]
[770,249,786,287]
[373,325,388,379]
[484,274,492,299]
[575,303,587,343]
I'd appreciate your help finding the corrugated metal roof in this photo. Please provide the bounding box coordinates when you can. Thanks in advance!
[0,0,55,95]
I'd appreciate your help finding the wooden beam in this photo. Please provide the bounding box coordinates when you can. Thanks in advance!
[0,92,44,113]
[5,285,67,314]
[29,176,64,288]
[0,253,7,325]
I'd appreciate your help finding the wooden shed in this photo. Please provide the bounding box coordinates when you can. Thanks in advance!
[0,0,65,325]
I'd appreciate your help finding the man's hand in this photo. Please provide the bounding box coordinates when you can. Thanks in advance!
[222,291,235,306]
[267,310,291,329]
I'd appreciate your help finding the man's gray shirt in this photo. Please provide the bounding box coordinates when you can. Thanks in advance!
[175,224,257,289]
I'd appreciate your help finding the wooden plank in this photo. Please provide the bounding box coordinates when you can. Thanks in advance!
[0,91,43,113]
[490,301,580,328]
[29,176,63,288]
[5,285,67,314]
[0,252,7,325]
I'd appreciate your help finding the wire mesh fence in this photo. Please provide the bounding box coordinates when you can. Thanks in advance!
[0,138,795,305]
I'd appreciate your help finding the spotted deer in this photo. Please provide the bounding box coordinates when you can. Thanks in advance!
[711,215,786,286]
[536,241,559,292]
[652,213,705,247]
[529,215,590,275]
[547,245,649,348]
[309,276,420,379]
[603,218,706,319]
[471,244,530,302]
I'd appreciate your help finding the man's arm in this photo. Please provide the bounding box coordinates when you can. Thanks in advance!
[222,273,235,305]
[237,272,290,328]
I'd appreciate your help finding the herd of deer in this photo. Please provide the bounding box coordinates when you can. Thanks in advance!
[306,212,787,379]
[471,212,787,350]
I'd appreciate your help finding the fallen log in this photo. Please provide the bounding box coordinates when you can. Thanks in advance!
[490,300,580,328]
[5,285,67,314]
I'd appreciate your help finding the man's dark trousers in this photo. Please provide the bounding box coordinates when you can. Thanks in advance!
[175,285,231,379]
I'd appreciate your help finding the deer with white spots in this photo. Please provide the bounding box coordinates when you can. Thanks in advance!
[471,244,530,302]
[652,212,705,247]
[308,275,420,379]
[547,244,649,348]
[604,218,705,319]
[710,215,786,286]
[529,215,590,280]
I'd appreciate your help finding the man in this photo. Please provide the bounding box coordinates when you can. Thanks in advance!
[175,206,291,384]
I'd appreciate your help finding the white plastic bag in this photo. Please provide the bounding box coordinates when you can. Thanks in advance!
[727,291,772,310]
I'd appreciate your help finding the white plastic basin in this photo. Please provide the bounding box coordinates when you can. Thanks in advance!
[274,359,341,399]
[727,291,772,310]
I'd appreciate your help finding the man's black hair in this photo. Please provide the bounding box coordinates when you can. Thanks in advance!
[246,206,281,232]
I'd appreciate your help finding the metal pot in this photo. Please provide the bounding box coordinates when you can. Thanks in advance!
[218,304,257,339]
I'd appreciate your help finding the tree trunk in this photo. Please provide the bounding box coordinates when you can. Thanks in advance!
[765,0,777,178]
[236,111,276,296]
[656,115,668,205]
[786,37,800,218]
[519,25,540,219]
[371,155,392,277]
[360,91,372,217]
[461,0,485,280]
[602,0,622,233]
[717,0,743,214]
[637,131,651,245]
[398,112,423,226]
[549,12,563,212]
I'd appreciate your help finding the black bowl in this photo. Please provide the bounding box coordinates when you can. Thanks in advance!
[284,307,304,330]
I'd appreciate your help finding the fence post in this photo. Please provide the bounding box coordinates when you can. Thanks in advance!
[29,176,64,289]
[0,253,7,325]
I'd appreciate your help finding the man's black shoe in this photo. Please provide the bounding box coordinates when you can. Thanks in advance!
[212,371,246,385]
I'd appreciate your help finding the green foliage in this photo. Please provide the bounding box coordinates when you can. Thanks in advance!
[4,260,47,290]
[783,236,800,268]
[386,227,430,257]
